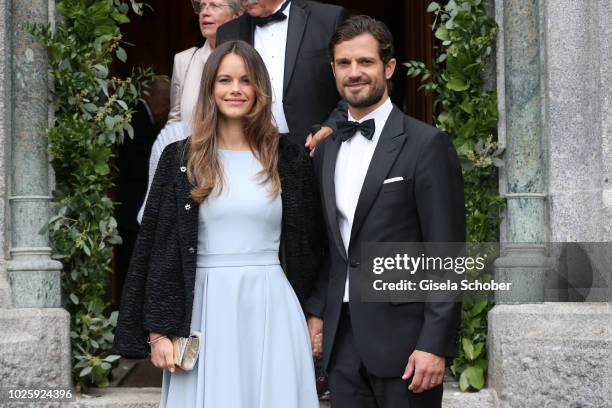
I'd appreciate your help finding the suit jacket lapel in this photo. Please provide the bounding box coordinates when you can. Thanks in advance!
[349,107,406,246]
[241,15,255,44]
[321,136,347,261]
[283,1,308,96]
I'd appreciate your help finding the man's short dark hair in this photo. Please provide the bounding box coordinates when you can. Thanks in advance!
[329,15,395,64]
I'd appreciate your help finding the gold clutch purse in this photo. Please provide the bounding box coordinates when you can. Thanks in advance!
[172,331,201,371]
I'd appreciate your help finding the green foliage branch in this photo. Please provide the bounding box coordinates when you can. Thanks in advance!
[30,0,151,389]
[405,0,503,391]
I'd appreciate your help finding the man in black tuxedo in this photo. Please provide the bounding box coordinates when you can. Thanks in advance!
[216,0,348,146]
[305,16,465,408]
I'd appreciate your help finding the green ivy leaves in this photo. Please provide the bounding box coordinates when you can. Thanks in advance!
[73,310,120,387]
[116,46,128,63]
[30,0,151,391]
[406,0,503,392]
[447,77,470,92]
[461,365,486,390]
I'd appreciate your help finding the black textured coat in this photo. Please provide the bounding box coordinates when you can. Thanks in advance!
[113,137,325,358]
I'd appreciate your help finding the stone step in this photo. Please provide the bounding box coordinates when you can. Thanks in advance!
[69,388,330,407]
[70,388,160,408]
[443,382,498,408]
[69,386,497,408]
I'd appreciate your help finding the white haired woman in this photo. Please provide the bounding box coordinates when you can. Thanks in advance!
[168,0,243,125]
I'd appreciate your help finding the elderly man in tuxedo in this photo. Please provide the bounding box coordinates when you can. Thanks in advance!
[305,16,465,408]
[216,0,348,146]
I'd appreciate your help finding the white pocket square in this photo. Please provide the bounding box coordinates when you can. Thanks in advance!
[383,176,404,184]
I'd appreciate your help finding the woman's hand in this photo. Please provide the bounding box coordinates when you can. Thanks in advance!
[149,333,177,373]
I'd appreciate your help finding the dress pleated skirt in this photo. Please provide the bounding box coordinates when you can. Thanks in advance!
[159,252,319,408]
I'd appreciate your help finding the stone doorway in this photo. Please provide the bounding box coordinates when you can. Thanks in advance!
[110,0,436,389]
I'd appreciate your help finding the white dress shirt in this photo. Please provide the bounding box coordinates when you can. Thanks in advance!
[334,98,394,302]
[253,1,290,134]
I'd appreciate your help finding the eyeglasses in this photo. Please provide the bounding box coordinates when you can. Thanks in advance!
[192,1,233,14]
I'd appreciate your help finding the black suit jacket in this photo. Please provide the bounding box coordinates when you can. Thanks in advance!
[113,136,325,359]
[115,100,158,234]
[305,105,465,377]
[216,0,348,145]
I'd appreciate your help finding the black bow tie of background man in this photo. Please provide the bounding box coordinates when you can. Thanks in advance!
[335,119,376,142]
[252,1,290,27]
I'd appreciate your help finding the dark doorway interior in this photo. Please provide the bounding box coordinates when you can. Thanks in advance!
[115,1,202,79]
[117,0,434,121]
[318,0,434,122]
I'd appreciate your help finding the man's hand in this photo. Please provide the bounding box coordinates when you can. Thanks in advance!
[307,316,324,358]
[402,350,445,393]
[149,333,177,373]
[305,126,334,157]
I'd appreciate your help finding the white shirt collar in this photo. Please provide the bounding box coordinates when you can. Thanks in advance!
[201,40,212,54]
[347,97,394,142]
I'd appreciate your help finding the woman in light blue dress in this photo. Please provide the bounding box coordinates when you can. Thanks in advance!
[142,41,321,407]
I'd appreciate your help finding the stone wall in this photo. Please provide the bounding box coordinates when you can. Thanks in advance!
[489,304,612,408]
[490,1,612,406]
[601,5,612,243]
[543,0,612,300]
[544,0,611,243]
[0,0,12,307]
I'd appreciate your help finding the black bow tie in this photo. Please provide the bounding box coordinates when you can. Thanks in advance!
[335,119,376,142]
[252,1,290,27]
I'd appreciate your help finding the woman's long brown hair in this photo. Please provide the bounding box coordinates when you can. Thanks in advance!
[187,40,280,203]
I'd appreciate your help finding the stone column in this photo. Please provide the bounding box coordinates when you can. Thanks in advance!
[493,0,551,303]
[601,0,612,246]
[543,0,611,300]
[488,1,612,407]
[0,0,72,393]
[0,0,11,308]
[6,0,62,307]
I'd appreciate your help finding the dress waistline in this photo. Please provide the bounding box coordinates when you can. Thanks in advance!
[196,251,281,268]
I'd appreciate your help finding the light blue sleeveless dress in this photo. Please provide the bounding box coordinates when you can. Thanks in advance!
[159,149,319,408]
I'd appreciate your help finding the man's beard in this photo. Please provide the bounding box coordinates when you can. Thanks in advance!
[342,78,386,109]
